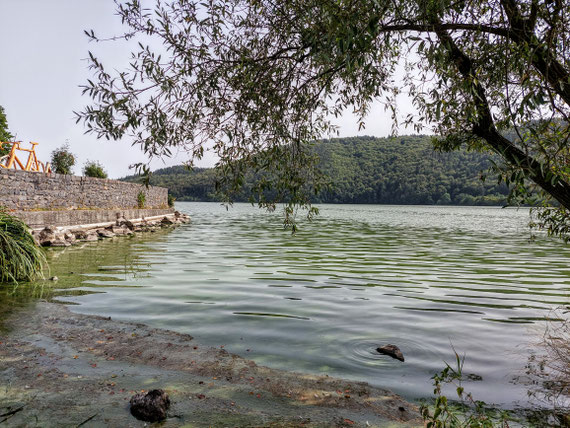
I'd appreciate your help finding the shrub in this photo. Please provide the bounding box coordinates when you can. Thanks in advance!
[0,142,10,158]
[0,105,14,158]
[525,313,570,421]
[83,160,108,179]
[137,190,146,208]
[167,193,175,207]
[421,350,511,427]
[0,209,46,283]
[51,143,76,175]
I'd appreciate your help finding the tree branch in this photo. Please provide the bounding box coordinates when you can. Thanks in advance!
[434,26,570,210]
[377,23,511,38]
[500,0,570,106]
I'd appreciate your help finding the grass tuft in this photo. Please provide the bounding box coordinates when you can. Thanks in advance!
[0,209,47,283]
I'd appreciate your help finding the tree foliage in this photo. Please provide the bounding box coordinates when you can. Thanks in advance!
[51,143,76,175]
[124,136,510,205]
[83,160,108,179]
[0,105,14,157]
[78,0,570,237]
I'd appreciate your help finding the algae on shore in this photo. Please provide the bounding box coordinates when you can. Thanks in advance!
[0,302,421,427]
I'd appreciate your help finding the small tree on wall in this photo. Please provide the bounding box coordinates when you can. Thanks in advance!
[83,160,108,179]
[51,143,76,175]
[137,190,146,208]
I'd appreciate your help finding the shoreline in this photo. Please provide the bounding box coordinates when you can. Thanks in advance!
[30,210,191,247]
[0,301,422,427]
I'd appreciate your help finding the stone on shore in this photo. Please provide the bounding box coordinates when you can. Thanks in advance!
[129,389,171,422]
[161,216,174,225]
[37,226,57,246]
[32,212,190,247]
[97,229,115,238]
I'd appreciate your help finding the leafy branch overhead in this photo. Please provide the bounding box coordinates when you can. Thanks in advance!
[78,0,570,238]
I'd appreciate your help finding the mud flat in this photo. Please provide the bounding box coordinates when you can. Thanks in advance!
[0,302,421,427]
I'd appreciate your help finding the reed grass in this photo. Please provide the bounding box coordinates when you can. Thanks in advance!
[0,209,46,283]
[542,317,570,404]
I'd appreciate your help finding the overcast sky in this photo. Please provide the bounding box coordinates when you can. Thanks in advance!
[0,0,417,178]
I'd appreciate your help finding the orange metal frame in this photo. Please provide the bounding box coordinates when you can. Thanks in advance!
[0,142,52,173]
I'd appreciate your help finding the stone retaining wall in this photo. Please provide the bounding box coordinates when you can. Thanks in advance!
[0,168,167,211]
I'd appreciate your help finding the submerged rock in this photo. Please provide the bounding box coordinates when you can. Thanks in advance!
[129,389,170,422]
[467,373,483,381]
[97,229,115,238]
[50,238,71,247]
[85,232,99,242]
[72,229,88,240]
[376,344,404,362]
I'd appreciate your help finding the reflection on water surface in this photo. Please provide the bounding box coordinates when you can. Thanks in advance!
[3,203,569,409]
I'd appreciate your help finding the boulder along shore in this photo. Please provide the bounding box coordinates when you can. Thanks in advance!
[0,302,422,427]
[31,211,191,247]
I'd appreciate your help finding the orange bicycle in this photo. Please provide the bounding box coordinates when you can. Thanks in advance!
[0,141,52,173]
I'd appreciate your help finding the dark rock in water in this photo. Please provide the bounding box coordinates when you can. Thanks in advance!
[72,230,88,240]
[376,344,404,362]
[467,373,483,381]
[129,389,170,422]
[97,229,115,238]
[161,216,174,225]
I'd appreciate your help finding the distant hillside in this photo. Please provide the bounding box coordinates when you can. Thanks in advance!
[123,135,509,205]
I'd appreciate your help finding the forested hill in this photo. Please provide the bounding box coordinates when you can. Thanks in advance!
[123,135,509,205]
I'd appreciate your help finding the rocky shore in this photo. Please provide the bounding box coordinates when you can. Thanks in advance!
[0,302,422,427]
[31,211,191,247]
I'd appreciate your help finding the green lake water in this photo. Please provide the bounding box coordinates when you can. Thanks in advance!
[2,203,569,409]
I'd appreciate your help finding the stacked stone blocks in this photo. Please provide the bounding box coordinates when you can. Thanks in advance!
[0,168,167,211]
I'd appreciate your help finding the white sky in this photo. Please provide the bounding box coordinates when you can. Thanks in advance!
[0,0,418,178]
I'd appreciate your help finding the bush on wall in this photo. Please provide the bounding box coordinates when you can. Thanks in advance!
[83,160,108,179]
[137,190,146,208]
[51,143,76,175]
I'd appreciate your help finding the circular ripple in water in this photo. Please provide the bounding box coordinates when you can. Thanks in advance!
[341,337,441,369]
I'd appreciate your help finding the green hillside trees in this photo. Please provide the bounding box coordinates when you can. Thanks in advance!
[124,136,509,205]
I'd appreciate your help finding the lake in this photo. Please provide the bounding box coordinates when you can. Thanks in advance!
[8,203,570,410]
